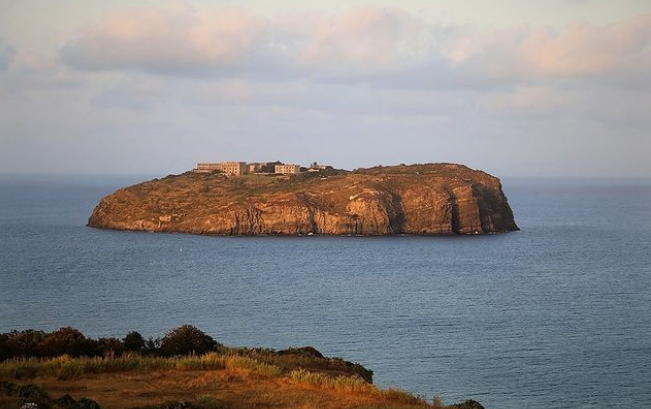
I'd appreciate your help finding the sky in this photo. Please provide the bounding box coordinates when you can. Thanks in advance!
[0,0,650,178]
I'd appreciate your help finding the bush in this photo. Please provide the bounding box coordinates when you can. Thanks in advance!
[96,338,124,358]
[38,328,96,358]
[0,381,102,408]
[159,326,220,357]
[1,330,46,360]
[0,381,49,399]
[277,346,324,358]
[123,332,146,352]
[448,400,485,409]
[56,394,101,409]
[0,333,8,361]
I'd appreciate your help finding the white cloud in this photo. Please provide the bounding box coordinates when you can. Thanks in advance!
[517,14,651,78]
[482,86,575,120]
[59,6,651,88]
[2,5,650,177]
[61,6,266,75]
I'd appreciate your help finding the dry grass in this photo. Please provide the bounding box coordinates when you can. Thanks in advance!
[0,353,226,380]
[289,369,428,406]
[0,354,433,409]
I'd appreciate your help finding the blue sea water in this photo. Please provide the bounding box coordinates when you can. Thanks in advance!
[1,175,650,409]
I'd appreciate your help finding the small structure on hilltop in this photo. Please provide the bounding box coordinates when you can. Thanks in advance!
[193,161,323,176]
[247,162,267,174]
[307,162,327,172]
[274,164,301,174]
[194,162,247,175]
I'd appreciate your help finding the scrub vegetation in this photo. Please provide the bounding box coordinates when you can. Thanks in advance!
[0,325,484,409]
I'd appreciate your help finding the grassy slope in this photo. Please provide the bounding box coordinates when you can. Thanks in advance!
[0,354,429,409]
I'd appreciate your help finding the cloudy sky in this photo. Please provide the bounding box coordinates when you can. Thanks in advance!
[1,0,650,178]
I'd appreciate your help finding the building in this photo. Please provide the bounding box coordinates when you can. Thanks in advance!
[307,162,327,172]
[194,162,247,175]
[247,162,267,174]
[274,164,301,174]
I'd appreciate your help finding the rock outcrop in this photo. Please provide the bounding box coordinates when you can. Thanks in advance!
[88,163,518,235]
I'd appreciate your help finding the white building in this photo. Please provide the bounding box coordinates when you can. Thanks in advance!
[194,162,248,175]
[274,164,301,174]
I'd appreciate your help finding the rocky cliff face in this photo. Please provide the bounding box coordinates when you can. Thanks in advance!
[88,164,518,235]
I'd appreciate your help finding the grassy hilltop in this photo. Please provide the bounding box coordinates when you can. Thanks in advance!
[0,326,484,409]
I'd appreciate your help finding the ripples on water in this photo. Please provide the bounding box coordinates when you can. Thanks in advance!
[1,175,650,409]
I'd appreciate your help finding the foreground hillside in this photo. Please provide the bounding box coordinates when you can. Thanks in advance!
[0,326,485,409]
[88,163,518,235]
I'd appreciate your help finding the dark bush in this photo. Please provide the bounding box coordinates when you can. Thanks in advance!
[55,394,77,407]
[277,346,324,359]
[1,330,46,359]
[16,383,48,399]
[448,400,485,409]
[96,337,124,358]
[0,325,220,360]
[0,388,103,409]
[123,332,146,352]
[54,394,101,409]
[77,397,102,409]
[37,328,97,358]
[0,333,8,361]
[159,325,220,357]
[0,381,49,400]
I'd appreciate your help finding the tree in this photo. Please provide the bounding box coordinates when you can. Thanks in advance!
[159,325,220,356]
[37,327,95,357]
[123,331,146,352]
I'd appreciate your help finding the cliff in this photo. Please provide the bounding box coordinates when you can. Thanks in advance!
[88,163,518,235]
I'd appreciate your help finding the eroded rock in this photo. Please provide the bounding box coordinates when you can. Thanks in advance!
[88,164,518,236]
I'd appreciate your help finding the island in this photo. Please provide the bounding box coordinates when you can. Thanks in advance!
[88,163,518,236]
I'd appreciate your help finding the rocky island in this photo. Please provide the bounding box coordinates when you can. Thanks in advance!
[88,163,518,235]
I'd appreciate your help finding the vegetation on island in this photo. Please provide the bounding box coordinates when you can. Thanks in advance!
[0,325,485,409]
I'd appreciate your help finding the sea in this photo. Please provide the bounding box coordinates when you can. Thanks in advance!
[1,174,650,409]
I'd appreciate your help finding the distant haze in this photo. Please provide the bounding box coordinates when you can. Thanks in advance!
[1,0,650,178]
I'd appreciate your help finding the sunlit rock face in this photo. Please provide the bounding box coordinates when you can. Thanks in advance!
[88,163,519,236]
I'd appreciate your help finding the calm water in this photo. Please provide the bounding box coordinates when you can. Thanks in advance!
[1,175,650,409]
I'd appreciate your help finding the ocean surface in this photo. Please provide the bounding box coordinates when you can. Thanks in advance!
[1,174,650,409]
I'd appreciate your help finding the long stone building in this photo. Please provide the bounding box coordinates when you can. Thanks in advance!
[274,164,301,174]
[194,162,247,175]
[193,161,309,176]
